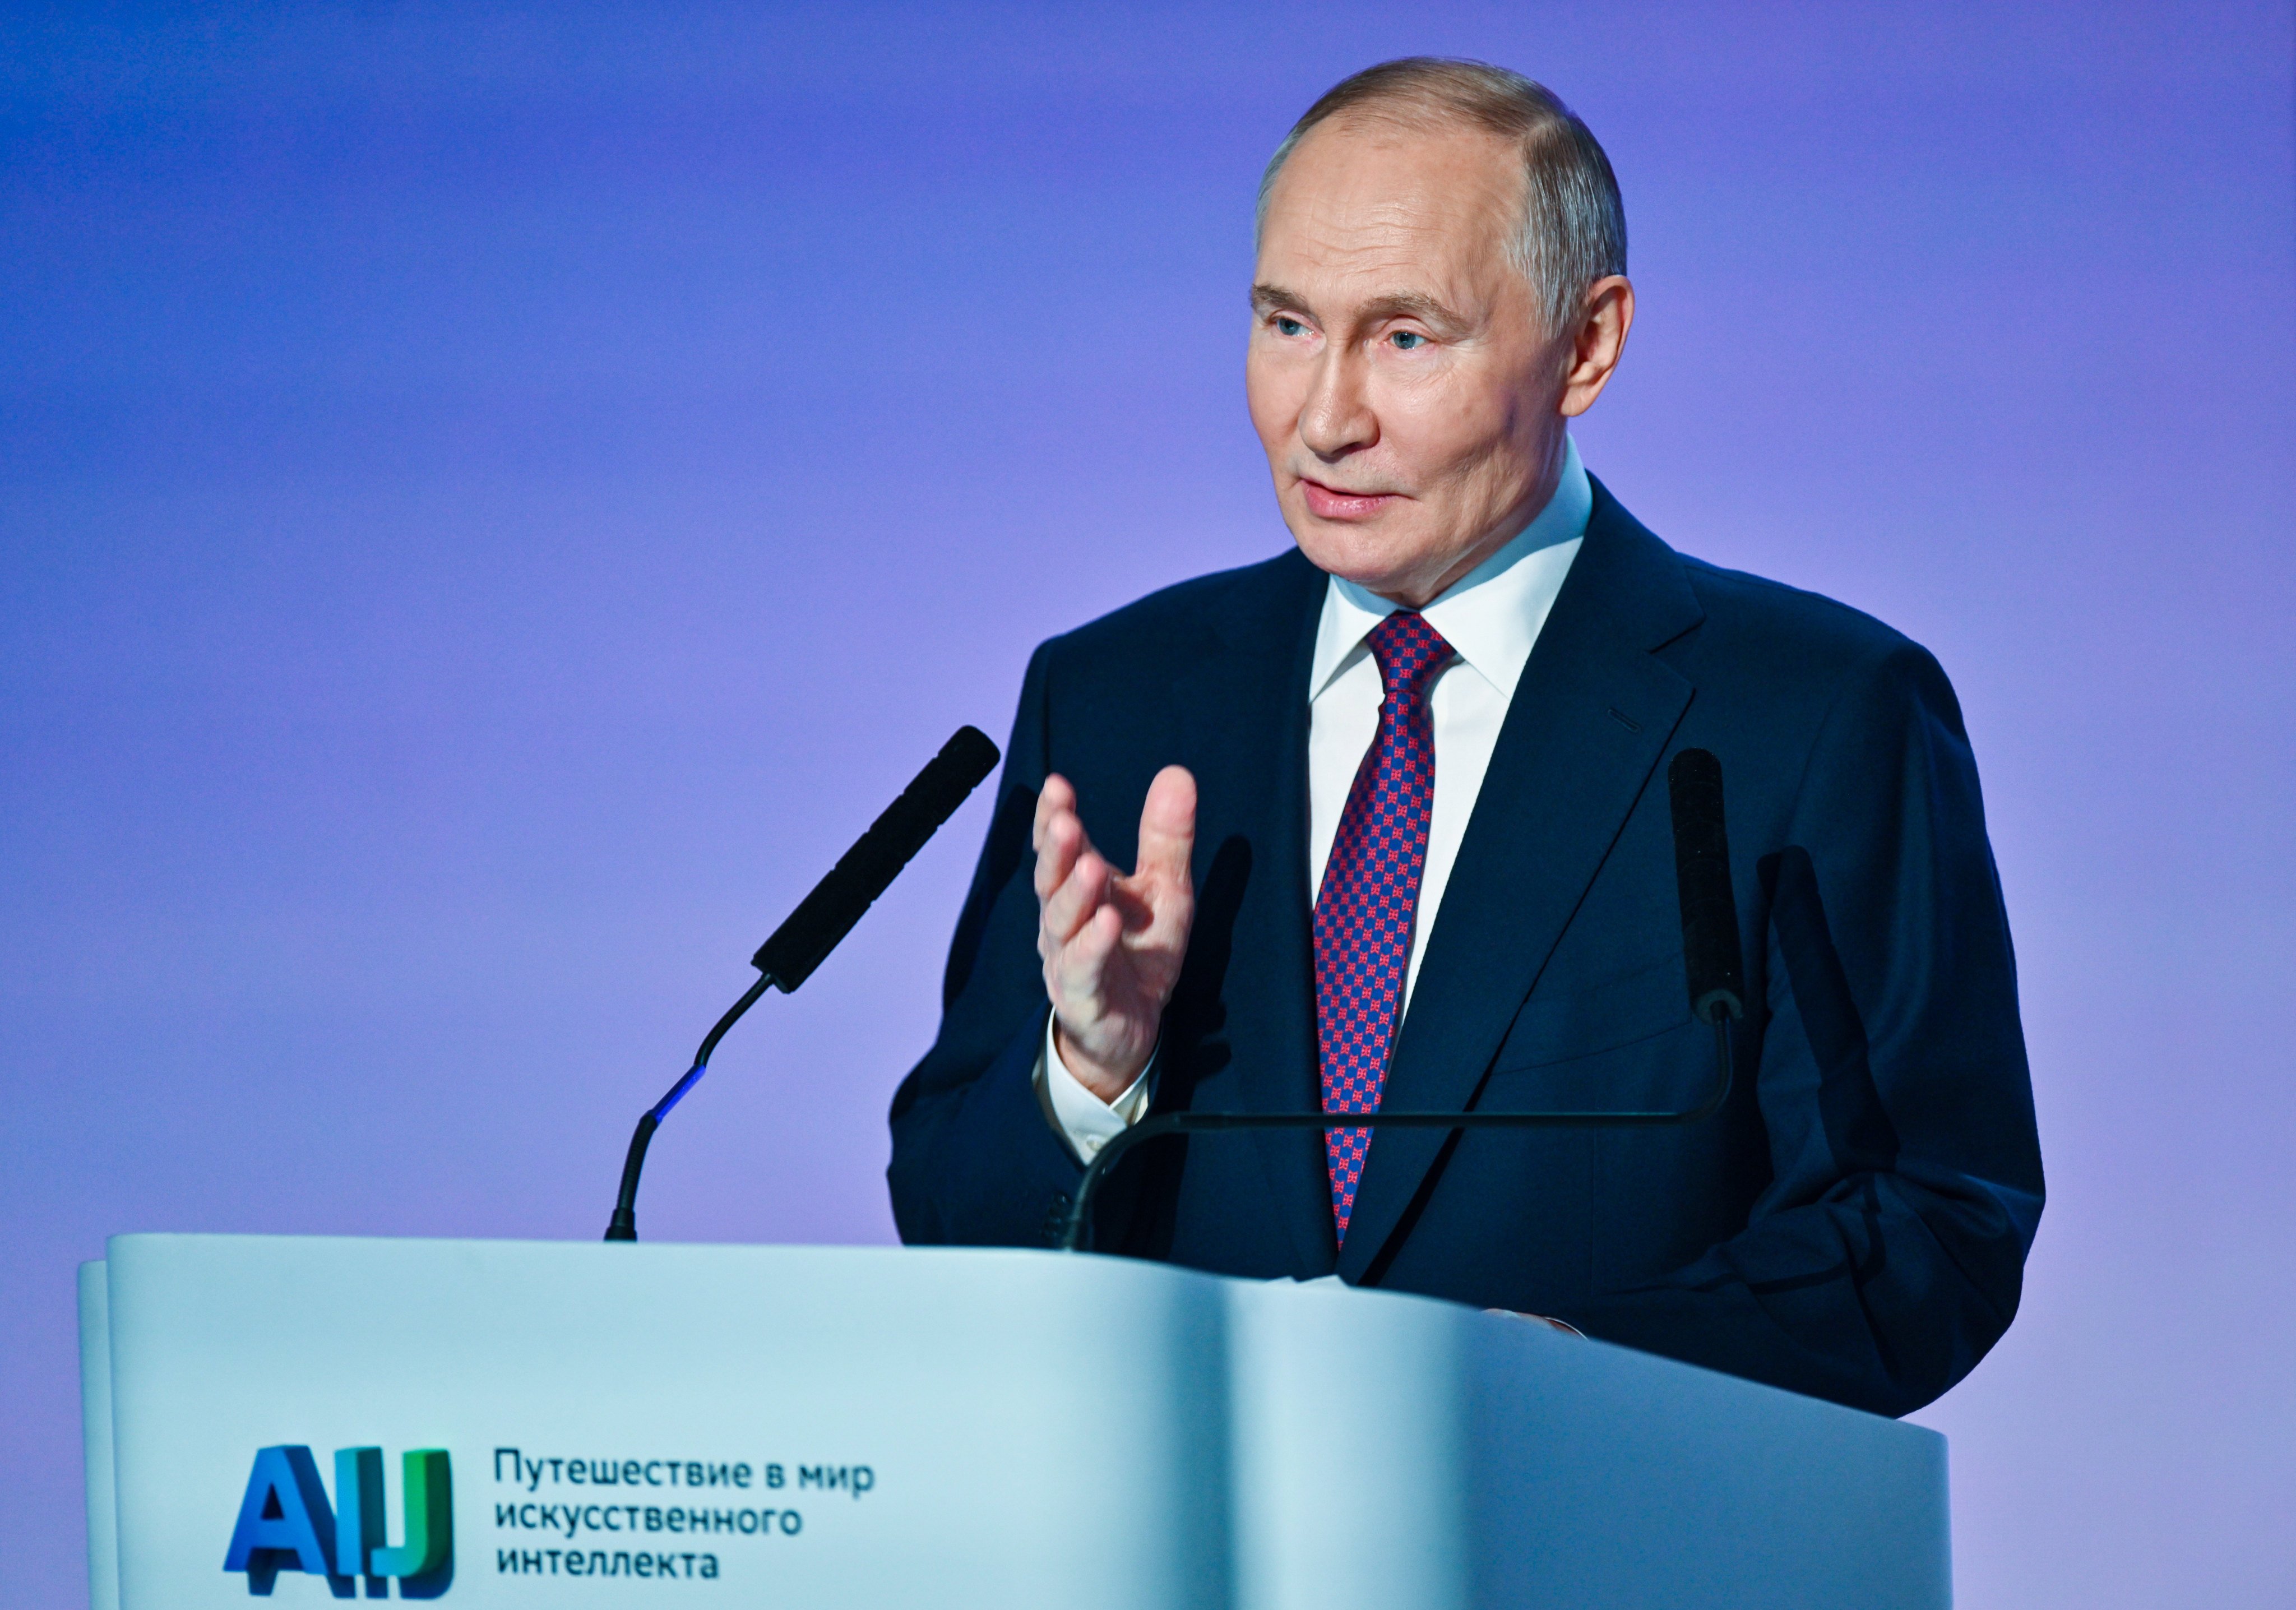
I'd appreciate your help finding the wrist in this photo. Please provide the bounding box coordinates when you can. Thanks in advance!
[1052,1019,1149,1104]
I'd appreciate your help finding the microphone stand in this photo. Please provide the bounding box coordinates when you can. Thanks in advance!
[604,973,776,1243]
[601,725,1001,1243]
[1058,1006,1736,1253]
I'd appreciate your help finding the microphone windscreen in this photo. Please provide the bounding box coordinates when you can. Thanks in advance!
[1667,748,1746,1024]
[751,725,1002,991]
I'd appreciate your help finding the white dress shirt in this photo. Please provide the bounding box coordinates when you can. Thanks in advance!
[1039,437,1594,1160]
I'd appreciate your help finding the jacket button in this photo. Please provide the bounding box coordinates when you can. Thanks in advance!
[1043,1192,1075,1247]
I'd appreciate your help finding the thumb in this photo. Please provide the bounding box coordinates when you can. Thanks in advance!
[1134,765,1197,888]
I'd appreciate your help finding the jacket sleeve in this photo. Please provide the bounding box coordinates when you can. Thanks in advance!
[886,641,1090,1248]
[1561,640,2045,1416]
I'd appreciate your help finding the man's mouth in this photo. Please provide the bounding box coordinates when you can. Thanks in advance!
[1297,476,1401,521]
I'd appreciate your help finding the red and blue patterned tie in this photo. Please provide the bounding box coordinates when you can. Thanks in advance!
[1314,609,1455,1247]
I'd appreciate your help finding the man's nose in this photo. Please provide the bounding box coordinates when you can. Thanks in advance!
[1298,346,1377,459]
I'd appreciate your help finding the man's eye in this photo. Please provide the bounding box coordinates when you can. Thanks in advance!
[1391,330,1427,350]
[1274,316,1307,337]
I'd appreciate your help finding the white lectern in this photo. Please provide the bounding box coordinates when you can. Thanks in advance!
[81,1234,1947,1608]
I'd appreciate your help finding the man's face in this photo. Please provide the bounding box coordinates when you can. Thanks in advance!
[1247,116,1568,605]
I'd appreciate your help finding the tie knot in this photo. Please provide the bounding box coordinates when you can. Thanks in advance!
[1365,610,1455,701]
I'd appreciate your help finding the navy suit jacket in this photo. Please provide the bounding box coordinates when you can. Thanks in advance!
[888,480,2044,1417]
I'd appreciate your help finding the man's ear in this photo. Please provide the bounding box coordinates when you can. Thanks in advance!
[1558,276,1635,418]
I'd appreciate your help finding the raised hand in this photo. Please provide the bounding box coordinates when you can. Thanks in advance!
[1033,766,1197,1103]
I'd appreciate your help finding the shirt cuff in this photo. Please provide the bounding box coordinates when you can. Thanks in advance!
[1034,1015,1154,1162]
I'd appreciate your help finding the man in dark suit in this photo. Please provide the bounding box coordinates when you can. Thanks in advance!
[887,58,2043,1418]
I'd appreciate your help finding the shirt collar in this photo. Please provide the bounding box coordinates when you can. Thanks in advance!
[1308,433,1592,703]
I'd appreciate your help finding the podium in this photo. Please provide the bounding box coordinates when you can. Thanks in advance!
[81,1234,1948,1607]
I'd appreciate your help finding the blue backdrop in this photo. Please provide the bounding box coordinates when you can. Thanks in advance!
[4,4,2291,1604]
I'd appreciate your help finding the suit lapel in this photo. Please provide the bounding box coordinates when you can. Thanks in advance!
[1336,482,1705,1282]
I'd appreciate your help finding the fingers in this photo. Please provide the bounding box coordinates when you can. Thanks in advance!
[1050,902,1123,997]
[1033,774,1090,903]
[1128,765,1197,948]
[1032,773,1077,855]
[1038,763,1195,965]
[1035,776,1110,947]
[1133,765,1198,887]
[1040,847,1112,951]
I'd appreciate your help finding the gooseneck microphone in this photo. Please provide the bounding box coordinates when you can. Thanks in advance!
[1059,747,1746,1253]
[604,725,1002,1242]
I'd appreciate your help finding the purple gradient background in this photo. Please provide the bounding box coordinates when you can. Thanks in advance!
[4,4,2292,1604]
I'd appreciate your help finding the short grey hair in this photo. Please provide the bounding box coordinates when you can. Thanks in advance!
[1255,58,1628,338]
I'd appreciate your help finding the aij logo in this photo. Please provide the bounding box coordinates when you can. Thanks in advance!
[223,1446,453,1598]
